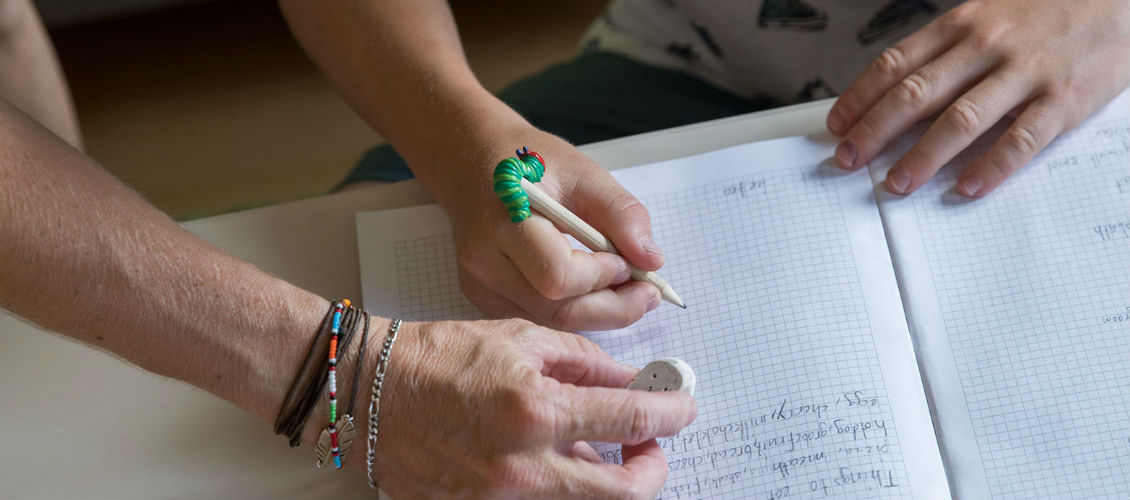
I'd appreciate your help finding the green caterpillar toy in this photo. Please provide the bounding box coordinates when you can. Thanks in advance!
[493,146,546,223]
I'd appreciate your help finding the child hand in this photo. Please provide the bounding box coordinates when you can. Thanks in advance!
[430,127,666,331]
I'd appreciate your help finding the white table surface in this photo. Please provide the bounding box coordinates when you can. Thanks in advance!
[0,99,833,498]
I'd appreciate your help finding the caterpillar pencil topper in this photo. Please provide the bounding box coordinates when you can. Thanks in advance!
[493,147,546,223]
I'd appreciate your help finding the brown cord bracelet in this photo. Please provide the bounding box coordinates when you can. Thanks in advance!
[275,301,364,447]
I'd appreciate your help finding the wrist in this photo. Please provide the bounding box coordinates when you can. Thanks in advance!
[298,315,392,455]
[205,286,377,462]
[391,88,534,206]
[220,282,329,431]
[341,318,421,480]
[410,117,554,219]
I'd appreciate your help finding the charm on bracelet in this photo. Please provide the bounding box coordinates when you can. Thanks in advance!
[315,414,356,468]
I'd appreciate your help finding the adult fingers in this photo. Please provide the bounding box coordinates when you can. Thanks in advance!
[955,95,1064,196]
[563,441,604,463]
[619,440,670,496]
[834,39,1001,171]
[501,215,632,301]
[531,328,639,388]
[562,167,665,272]
[555,383,697,445]
[828,12,961,137]
[547,440,669,500]
[883,71,1036,195]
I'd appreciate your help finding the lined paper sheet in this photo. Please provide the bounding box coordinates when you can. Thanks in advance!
[870,91,1130,500]
[357,135,949,499]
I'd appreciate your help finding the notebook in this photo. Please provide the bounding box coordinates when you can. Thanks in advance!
[354,91,1129,500]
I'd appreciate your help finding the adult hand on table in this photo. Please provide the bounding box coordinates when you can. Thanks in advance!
[1,92,693,499]
[827,0,1130,197]
[374,318,697,499]
[438,125,667,332]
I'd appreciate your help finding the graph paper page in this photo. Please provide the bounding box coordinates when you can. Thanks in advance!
[357,135,949,499]
[869,90,1130,500]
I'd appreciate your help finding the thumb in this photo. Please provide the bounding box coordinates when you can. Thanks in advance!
[567,170,665,271]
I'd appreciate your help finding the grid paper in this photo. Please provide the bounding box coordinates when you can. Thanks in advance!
[908,117,1130,500]
[374,167,916,499]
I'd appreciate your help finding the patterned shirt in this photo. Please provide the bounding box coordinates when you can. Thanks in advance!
[581,0,960,103]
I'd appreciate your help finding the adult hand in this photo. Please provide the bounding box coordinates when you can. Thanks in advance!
[827,0,1130,197]
[437,125,666,331]
[374,318,698,499]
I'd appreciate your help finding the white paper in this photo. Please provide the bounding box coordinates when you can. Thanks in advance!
[869,91,1130,500]
[356,134,949,499]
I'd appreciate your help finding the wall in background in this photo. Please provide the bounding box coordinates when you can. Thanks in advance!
[35,0,212,27]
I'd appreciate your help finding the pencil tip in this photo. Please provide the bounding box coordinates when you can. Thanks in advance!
[660,287,685,309]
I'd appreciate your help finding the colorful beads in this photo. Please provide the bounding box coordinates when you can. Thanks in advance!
[326,301,345,466]
[493,146,546,223]
[313,300,366,470]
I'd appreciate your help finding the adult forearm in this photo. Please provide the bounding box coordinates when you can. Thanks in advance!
[277,0,527,206]
[0,99,326,431]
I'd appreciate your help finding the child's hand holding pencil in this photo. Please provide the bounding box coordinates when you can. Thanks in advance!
[431,130,668,331]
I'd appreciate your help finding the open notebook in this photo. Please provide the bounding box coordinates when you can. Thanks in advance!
[355,92,1129,500]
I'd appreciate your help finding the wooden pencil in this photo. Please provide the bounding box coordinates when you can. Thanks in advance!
[520,178,686,309]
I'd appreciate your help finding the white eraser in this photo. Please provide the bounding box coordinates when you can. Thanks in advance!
[627,357,696,396]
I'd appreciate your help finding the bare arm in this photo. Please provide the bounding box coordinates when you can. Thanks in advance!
[279,0,668,331]
[0,0,81,148]
[277,0,519,205]
[0,99,695,498]
[0,98,327,434]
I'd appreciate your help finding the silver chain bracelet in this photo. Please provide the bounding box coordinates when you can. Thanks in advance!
[366,318,402,490]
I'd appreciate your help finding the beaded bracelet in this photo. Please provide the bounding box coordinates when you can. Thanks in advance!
[275,301,339,445]
[276,300,362,448]
[328,302,346,457]
[296,304,360,446]
[366,318,402,490]
[317,301,349,467]
[314,307,371,468]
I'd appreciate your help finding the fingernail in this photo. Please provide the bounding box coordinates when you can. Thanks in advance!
[612,259,631,284]
[887,167,911,194]
[646,293,661,312]
[640,235,664,257]
[835,140,857,169]
[957,176,982,197]
[827,108,845,135]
